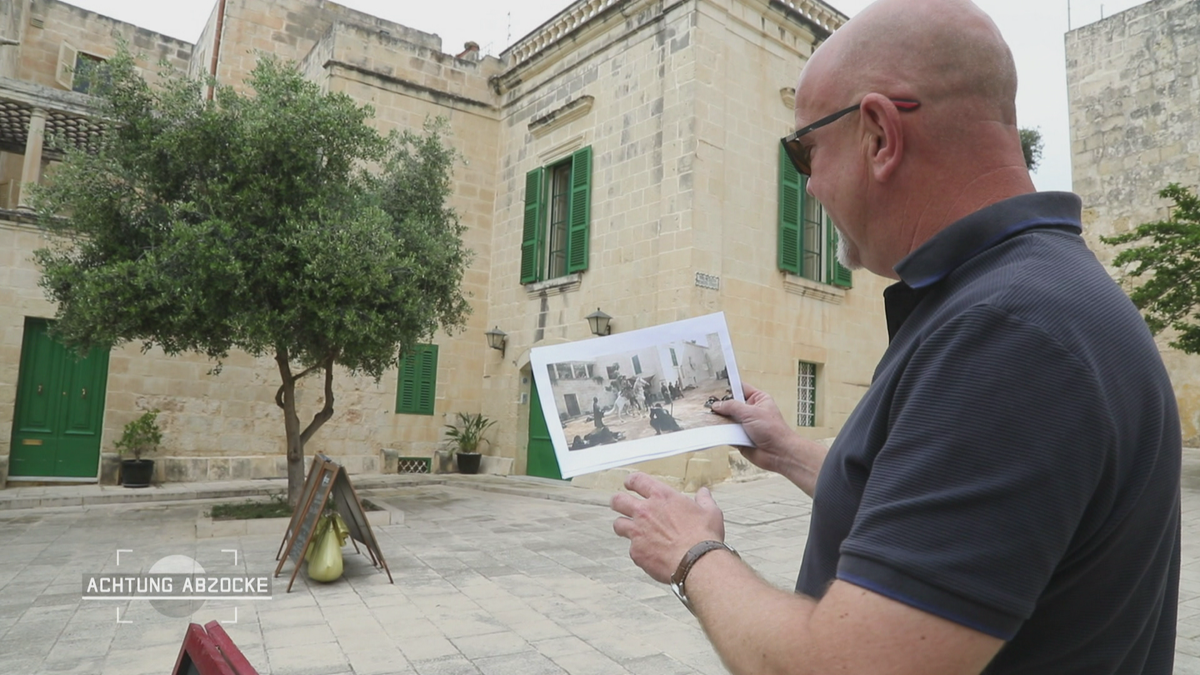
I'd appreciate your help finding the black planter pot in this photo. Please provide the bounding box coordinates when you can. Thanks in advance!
[456,452,482,475]
[121,459,155,488]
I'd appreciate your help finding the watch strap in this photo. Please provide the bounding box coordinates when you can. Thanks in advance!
[670,540,739,613]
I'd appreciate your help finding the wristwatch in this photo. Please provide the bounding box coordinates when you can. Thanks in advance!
[670,539,739,613]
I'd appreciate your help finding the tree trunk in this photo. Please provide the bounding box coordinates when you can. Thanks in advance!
[275,349,304,507]
[276,348,338,507]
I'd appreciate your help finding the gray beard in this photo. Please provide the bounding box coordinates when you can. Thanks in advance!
[835,227,863,271]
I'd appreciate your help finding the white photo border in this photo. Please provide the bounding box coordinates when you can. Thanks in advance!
[529,312,751,478]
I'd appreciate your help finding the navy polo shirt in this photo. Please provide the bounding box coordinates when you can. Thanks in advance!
[797,192,1181,674]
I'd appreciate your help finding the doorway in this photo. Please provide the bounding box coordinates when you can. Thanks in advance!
[9,318,110,479]
[526,378,562,480]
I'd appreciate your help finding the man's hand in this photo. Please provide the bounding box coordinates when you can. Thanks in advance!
[611,472,725,583]
[710,383,828,496]
[711,383,796,473]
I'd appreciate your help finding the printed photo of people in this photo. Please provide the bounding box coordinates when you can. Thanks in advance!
[543,332,735,452]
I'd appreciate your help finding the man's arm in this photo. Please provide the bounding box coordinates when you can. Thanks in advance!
[712,383,828,497]
[688,553,1002,675]
[611,473,1004,675]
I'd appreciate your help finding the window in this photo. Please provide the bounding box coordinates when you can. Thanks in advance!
[549,362,593,381]
[521,146,592,283]
[72,53,108,94]
[632,355,642,374]
[56,43,109,94]
[778,146,852,287]
[797,361,817,427]
[396,344,438,415]
[669,348,678,367]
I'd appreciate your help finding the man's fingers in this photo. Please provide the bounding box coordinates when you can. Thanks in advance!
[610,492,639,518]
[624,471,671,498]
[695,486,717,510]
[711,397,751,419]
[612,515,635,540]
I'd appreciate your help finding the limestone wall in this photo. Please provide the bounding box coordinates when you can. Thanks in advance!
[0,0,27,80]
[0,0,882,488]
[691,0,889,439]
[212,0,443,95]
[315,21,502,459]
[0,218,401,482]
[1067,0,1200,444]
[480,0,877,486]
[0,1,505,484]
[483,0,708,479]
[18,0,193,89]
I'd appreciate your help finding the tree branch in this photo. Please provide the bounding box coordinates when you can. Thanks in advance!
[299,355,336,445]
[292,363,324,381]
[274,347,292,410]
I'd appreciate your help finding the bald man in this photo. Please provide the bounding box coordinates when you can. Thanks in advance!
[611,1,1180,673]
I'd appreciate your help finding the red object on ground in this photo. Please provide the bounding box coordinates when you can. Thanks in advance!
[170,621,259,675]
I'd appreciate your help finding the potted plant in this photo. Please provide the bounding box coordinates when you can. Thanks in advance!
[115,410,162,488]
[443,412,496,475]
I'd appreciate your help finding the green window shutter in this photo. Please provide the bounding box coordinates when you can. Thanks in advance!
[396,344,438,415]
[396,353,417,413]
[416,345,438,415]
[566,146,592,274]
[828,216,853,288]
[777,145,802,275]
[521,168,544,283]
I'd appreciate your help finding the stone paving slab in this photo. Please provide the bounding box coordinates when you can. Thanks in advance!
[0,451,1197,674]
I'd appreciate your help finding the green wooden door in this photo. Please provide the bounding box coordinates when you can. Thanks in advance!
[526,380,562,480]
[10,319,110,479]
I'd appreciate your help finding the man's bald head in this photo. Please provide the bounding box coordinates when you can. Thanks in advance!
[801,0,1017,126]
[790,0,1034,278]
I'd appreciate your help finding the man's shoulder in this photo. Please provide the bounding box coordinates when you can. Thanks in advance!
[944,227,1146,353]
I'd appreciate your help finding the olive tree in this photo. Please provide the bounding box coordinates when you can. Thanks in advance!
[33,50,471,504]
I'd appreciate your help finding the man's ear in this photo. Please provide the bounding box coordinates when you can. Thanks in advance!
[859,93,905,182]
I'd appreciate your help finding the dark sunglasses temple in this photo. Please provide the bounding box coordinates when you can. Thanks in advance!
[781,98,921,174]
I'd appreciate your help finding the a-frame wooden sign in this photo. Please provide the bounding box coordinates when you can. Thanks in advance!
[274,455,393,591]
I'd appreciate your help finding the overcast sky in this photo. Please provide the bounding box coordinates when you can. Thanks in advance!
[65,0,1149,193]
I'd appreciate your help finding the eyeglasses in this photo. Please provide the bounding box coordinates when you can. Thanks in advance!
[780,98,921,176]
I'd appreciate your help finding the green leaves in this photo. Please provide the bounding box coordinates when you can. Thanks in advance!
[113,410,162,460]
[33,46,472,377]
[443,412,498,454]
[1101,183,1200,355]
[1019,127,1043,172]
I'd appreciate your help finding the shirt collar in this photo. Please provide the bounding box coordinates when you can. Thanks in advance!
[893,192,1083,289]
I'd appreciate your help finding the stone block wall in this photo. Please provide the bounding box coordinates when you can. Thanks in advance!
[691,0,888,442]
[479,0,876,480]
[483,0,709,476]
[0,0,505,486]
[0,220,54,465]
[210,0,443,96]
[313,22,503,459]
[0,0,25,80]
[18,0,193,90]
[1,0,881,488]
[0,213,419,479]
[1067,0,1200,443]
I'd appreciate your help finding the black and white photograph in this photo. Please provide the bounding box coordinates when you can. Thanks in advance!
[529,313,750,477]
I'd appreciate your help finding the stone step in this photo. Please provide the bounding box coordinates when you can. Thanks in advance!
[0,472,602,511]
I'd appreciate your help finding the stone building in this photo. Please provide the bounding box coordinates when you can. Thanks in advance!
[1066,0,1200,445]
[0,0,892,489]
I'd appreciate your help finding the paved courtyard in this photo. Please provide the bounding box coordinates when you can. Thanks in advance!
[0,453,1198,674]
